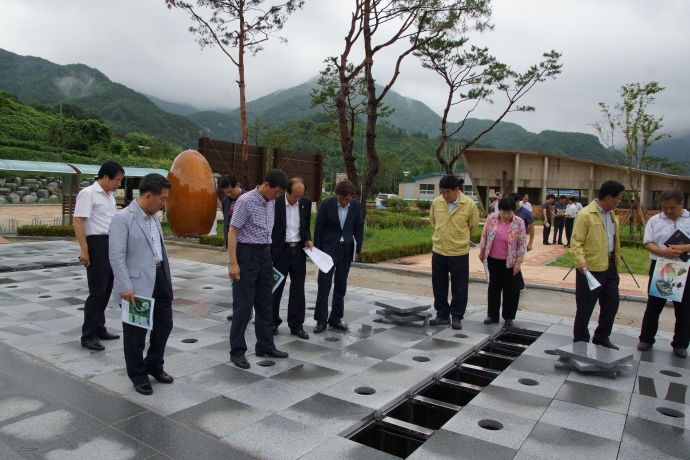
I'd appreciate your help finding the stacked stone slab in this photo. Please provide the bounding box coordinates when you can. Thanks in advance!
[374,299,433,327]
[554,342,633,378]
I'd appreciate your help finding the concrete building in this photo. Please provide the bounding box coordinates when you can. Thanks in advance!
[398,169,475,201]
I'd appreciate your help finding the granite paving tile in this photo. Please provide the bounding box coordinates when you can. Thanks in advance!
[4,331,75,349]
[358,360,434,390]
[0,323,47,338]
[566,360,639,392]
[406,429,516,460]
[442,404,537,450]
[279,393,374,436]
[616,442,681,460]
[221,414,332,460]
[368,329,428,348]
[272,363,350,392]
[411,337,475,360]
[30,430,159,460]
[637,360,690,385]
[640,349,690,370]
[179,364,264,395]
[621,415,690,459]
[188,340,231,363]
[467,385,552,421]
[312,330,364,350]
[115,411,255,460]
[298,435,399,460]
[628,393,690,429]
[517,421,620,460]
[224,378,315,412]
[489,368,565,399]
[161,351,223,378]
[55,351,127,379]
[238,354,304,378]
[320,375,408,410]
[277,340,334,362]
[554,380,632,414]
[310,350,381,375]
[350,313,396,329]
[540,399,626,441]
[343,339,406,360]
[386,348,456,373]
[169,396,270,439]
[635,376,689,404]
[520,332,574,361]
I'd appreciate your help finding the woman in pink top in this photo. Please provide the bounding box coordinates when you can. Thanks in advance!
[478,197,527,327]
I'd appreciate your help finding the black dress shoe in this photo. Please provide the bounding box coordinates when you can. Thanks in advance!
[592,339,619,350]
[329,322,349,332]
[134,382,153,395]
[273,326,279,336]
[483,317,499,325]
[292,329,309,340]
[451,320,462,330]
[429,317,451,326]
[314,323,327,334]
[97,331,120,340]
[81,339,105,351]
[231,354,250,369]
[256,349,289,358]
[149,371,174,384]
[226,313,233,321]
[504,319,514,327]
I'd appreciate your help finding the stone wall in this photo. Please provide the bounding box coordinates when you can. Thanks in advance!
[0,176,62,204]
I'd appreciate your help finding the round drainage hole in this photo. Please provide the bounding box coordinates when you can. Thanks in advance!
[181,338,198,344]
[373,318,384,323]
[77,307,85,310]
[6,285,17,288]
[453,333,468,338]
[413,356,431,362]
[257,360,275,367]
[660,370,683,378]
[38,295,51,298]
[543,349,558,355]
[478,419,504,431]
[306,307,315,310]
[72,277,82,280]
[203,286,213,289]
[354,387,376,395]
[657,407,684,418]
[324,337,340,342]
[518,378,539,386]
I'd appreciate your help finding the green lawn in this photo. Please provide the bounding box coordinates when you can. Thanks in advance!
[547,246,651,276]
[362,226,434,251]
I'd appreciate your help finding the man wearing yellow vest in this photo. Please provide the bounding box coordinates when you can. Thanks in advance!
[429,175,479,330]
[570,180,624,349]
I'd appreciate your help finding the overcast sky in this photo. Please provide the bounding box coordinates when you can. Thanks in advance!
[1,0,688,136]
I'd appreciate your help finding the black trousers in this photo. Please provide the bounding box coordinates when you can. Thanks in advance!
[315,244,351,325]
[553,217,564,244]
[82,235,115,342]
[573,257,619,343]
[431,252,469,321]
[272,245,307,331]
[123,263,173,385]
[487,256,521,321]
[230,243,275,357]
[565,218,574,245]
[542,220,552,244]
[640,259,690,349]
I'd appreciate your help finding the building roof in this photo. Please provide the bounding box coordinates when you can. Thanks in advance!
[0,160,75,174]
[409,168,466,181]
[69,164,168,178]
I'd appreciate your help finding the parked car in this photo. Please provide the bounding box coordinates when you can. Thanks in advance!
[375,193,399,207]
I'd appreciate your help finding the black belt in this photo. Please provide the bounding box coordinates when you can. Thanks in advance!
[156,261,163,268]
[239,242,271,251]
[87,235,109,239]
[286,242,303,248]
[608,253,613,258]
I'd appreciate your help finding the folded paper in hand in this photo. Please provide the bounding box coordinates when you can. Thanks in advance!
[122,295,155,330]
[584,269,601,291]
[304,247,334,273]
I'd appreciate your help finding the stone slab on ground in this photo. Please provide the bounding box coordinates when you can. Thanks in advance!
[555,342,634,369]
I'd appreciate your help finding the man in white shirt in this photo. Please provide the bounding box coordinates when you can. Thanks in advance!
[491,193,503,214]
[564,196,579,247]
[522,194,532,212]
[74,160,125,351]
[271,178,313,339]
[638,188,690,358]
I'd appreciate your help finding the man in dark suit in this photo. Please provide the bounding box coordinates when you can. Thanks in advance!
[271,178,313,339]
[219,174,245,249]
[313,180,364,333]
[109,174,174,396]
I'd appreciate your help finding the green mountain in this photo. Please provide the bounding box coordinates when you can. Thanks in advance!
[0,48,201,147]
[144,94,199,116]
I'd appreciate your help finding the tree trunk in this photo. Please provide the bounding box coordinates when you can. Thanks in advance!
[336,77,358,194]
[238,14,250,189]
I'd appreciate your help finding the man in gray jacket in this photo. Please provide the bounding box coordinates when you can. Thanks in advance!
[109,174,174,396]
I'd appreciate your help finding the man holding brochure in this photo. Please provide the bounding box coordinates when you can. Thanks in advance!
[313,180,363,333]
[271,177,313,339]
[570,180,624,349]
[638,188,690,358]
[109,174,174,396]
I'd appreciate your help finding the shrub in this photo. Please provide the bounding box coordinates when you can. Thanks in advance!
[366,210,430,230]
[17,225,75,237]
[621,239,644,249]
[199,235,225,247]
[415,200,432,211]
[381,198,409,213]
[358,241,433,263]
[471,225,484,244]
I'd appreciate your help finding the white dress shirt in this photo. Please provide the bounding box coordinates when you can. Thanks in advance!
[565,203,578,218]
[285,195,301,243]
[338,201,350,242]
[133,200,163,263]
[522,201,532,212]
[595,201,616,253]
[644,210,690,260]
[448,194,461,214]
[74,181,116,236]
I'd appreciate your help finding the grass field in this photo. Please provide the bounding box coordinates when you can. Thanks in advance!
[547,246,651,276]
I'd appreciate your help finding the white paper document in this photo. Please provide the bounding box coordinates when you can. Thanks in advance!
[483,259,490,282]
[584,269,601,291]
[353,238,357,262]
[304,246,334,273]
[122,295,155,330]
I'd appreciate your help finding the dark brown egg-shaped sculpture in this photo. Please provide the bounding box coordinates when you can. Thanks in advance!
[167,150,217,237]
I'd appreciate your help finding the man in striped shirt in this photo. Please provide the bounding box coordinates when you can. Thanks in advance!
[228,169,290,369]
[74,160,125,351]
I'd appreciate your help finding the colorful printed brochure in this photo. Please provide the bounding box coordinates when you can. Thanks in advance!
[272,267,285,293]
[122,296,155,330]
[649,257,689,302]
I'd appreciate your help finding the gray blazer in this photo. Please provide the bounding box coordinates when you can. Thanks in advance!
[109,200,171,301]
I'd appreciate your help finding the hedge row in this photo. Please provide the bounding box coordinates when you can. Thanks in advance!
[17,225,75,237]
[358,241,433,263]
[199,235,225,247]
[366,210,430,230]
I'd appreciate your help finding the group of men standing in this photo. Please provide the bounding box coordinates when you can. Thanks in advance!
[542,194,583,247]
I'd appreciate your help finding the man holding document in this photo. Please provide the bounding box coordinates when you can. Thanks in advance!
[638,188,690,358]
[570,180,624,349]
[313,180,363,333]
[271,178,313,340]
[109,174,174,396]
